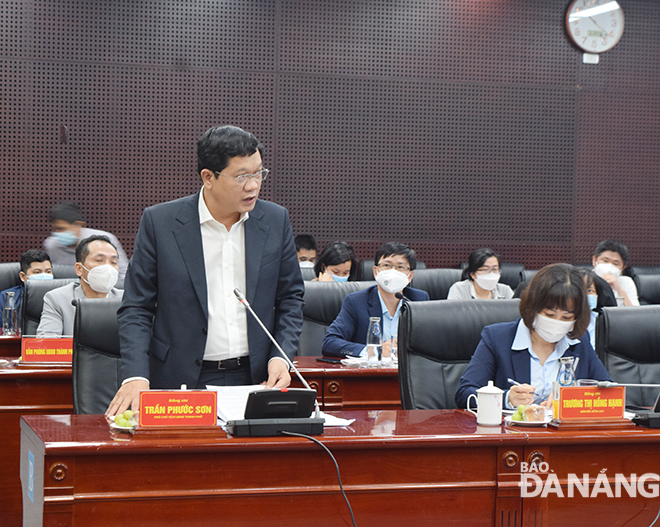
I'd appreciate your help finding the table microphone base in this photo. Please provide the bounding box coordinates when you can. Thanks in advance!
[226,417,325,437]
[632,413,660,428]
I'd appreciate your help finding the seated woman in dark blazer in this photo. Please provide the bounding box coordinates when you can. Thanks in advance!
[455,263,611,409]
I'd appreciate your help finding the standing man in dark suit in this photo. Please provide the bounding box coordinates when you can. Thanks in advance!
[322,242,429,358]
[107,126,304,415]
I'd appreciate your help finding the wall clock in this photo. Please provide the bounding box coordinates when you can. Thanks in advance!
[566,0,624,53]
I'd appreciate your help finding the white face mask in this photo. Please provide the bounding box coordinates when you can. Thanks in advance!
[82,264,119,293]
[594,262,621,278]
[28,273,54,281]
[299,261,315,269]
[533,314,575,343]
[375,269,410,294]
[474,272,500,291]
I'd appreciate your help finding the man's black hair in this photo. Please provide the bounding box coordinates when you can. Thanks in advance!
[374,241,417,270]
[50,202,84,224]
[593,239,630,267]
[20,249,51,274]
[295,234,318,252]
[197,125,264,176]
[75,235,117,264]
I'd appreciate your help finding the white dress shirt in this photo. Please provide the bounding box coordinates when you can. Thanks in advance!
[198,190,249,361]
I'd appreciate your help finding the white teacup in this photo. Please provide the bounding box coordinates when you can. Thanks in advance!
[467,380,504,426]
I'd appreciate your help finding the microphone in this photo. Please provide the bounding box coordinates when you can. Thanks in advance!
[596,381,660,389]
[395,292,410,303]
[233,288,323,428]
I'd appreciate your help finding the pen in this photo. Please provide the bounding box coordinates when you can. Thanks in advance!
[508,378,544,403]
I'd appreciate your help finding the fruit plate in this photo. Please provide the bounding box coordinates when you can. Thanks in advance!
[504,415,551,427]
[109,421,137,432]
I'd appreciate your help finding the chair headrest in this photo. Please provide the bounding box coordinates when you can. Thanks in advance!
[409,269,462,300]
[597,306,660,363]
[303,281,375,324]
[73,298,123,356]
[402,299,521,361]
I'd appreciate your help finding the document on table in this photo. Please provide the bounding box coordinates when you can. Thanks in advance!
[206,384,355,427]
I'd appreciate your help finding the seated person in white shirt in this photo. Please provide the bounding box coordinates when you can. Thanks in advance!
[36,235,123,337]
[447,248,514,300]
[295,234,318,268]
[592,239,639,306]
[322,242,429,358]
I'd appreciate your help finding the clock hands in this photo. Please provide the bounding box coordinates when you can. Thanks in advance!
[589,16,608,37]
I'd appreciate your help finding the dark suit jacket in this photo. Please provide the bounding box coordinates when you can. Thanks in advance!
[117,193,304,389]
[321,285,430,358]
[454,319,612,408]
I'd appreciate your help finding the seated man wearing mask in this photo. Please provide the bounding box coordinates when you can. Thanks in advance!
[592,239,639,306]
[37,235,123,336]
[322,242,429,358]
[295,234,318,268]
[1,249,53,316]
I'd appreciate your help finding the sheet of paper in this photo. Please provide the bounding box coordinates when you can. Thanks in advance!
[319,412,355,427]
[207,384,265,422]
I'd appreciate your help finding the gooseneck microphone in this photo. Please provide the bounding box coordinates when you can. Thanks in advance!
[233,288,321,419]
[597,381,660,389]
[395,292,410,303]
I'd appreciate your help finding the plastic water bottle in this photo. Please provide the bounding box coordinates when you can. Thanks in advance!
[553,356,576,418]
[366,317,382,368]
[3,291,18,336]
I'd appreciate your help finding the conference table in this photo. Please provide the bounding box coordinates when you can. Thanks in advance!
[0,334,22,357]
[20,410,660,527]
[0,356,399,527]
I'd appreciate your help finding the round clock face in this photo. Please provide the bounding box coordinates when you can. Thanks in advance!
[566,0,625,53]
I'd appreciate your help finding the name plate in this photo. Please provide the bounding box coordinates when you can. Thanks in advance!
[139,390,217,427]
[21,338,73,363]
[557,386,625,420]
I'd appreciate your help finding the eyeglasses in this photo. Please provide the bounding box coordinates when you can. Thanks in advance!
[475,267,500,275]
[377,262,411,273]
[214,168,269,185]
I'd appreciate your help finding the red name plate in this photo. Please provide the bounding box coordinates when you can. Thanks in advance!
[558,386,625,420]
[139,390,217,427]
[21,338,73,363]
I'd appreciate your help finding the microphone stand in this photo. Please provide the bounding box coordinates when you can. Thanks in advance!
[233,288,322,420]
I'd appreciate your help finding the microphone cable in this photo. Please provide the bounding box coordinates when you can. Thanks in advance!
[280,431,358,527]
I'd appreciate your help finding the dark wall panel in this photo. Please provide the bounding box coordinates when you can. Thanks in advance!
[1,0,659,271]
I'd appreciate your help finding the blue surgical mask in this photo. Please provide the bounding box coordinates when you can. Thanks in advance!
[330,273,349,282]
[28,273,54,281]
[52,230,78,247]
[587,294,598,310]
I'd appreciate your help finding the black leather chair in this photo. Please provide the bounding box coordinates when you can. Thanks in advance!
[359,259,426,282]
[630,266,660,278]
[0,262,21,293]
[409,268,461,300]
[299,281,375,356]
[596,306,660,408]
[72,298,123,414]
[634,274,660,305]
[300,266,316,281]
[52,263,78,278]
[460,262,524,290]
[398,299,521,410]
[519,269,538,284]
[22,278,79,336]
